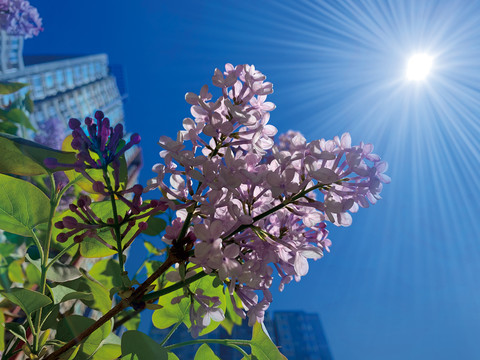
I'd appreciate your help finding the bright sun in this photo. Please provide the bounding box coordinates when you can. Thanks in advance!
[406,54,433,81]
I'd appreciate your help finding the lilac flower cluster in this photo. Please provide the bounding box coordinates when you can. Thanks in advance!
[54,192,163,249]
[34,117,66,150]
[147,64,390,332]
[46,111,140,190]
[50,111,165,249]
[0,0,42,38]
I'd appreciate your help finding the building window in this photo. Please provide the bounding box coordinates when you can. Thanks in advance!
[65,68,74,88]
[32,75,44,98]
[57,98,67,117]
[73,66,82,84]
[56,70,65,90]
[68,95,79,115]
[44,72,54,90]
[95,62,102,77]
[89,63,95,79]
[81,64,89,81]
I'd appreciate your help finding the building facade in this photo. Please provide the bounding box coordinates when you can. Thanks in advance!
[273,311,334,360]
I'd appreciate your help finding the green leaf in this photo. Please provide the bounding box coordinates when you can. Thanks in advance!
[47,263,83,283]
[5,109,34,130]
[194,344,221,360]
[0,263,11,290]
[0,133,76,176]
[61,272,112,314]
[49,284,93,304]
[118,309,141,331]
[89,259,123,293]
[152,269,226,336]
[121,355,139,360]
[25,247,82,283]
[0,82,27,95]
[0,311,4,351]
[221,292,243,335]
[25,263,41,285]
[0,174,50,236]
[7,259,24,283]
[92,333,121,360]
[250,322,286,360]
[24,91,34,113]
[143,241,166,256]
[143,217,167,237]
[0,288,52,315]
[56,315,111,360]
[121,330,169,360]
[0,121,18,135]
[0,133,45,175]
[4,322,27,342]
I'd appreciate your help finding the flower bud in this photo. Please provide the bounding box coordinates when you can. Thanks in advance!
[63,216,78,229]
[92,181,105,193]
[57,233,68,243]
[68,118,81,129]
[95,110,104,121]
[132,184,143,195]
[130,133,141,144]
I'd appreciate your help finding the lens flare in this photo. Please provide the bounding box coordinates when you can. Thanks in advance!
[406,54,433,81]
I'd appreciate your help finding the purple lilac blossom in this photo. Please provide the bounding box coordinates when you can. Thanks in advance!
[147,64,390,333]
[51,111,165,247]
[0,0,42,38]
[34,117,66,150]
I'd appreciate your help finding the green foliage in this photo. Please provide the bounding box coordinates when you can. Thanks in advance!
[89,259,123,292]
[118,310,141,331]
[56,315,111,360]
[4,322,28,342]
[0,132,76,176]
[221,292,243,335]
[61,272,112,314]
[7,259,24,283]
[250,323,287,360]
[121,331,178,360]
[194,344,221,360]
[0,311,4,351]
[3,108,34,130]
[0,174,50,236]
[0,82,27,95]
[26,248,82,283]
[92,333,122,360]
[143,216,167,236]
[48,284,93,304]
[0,288,51,315]
[152,269,226,336]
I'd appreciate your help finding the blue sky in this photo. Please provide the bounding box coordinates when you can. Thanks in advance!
[26,1,480,359]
